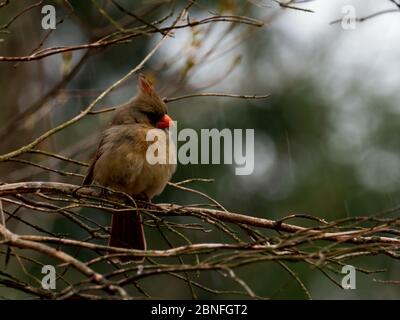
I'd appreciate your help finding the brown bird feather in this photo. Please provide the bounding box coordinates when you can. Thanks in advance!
[83,75,176,262]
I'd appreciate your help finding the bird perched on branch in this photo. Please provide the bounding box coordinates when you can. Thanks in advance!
[83,75,176,262]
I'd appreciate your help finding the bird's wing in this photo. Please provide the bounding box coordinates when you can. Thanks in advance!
[82,135,105,186]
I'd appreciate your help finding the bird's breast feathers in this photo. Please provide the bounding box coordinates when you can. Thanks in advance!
[93,124,176,199]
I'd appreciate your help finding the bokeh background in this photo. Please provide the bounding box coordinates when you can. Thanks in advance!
[1,0,400,299]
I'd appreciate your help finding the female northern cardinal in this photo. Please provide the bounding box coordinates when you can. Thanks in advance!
[83,75,176,262]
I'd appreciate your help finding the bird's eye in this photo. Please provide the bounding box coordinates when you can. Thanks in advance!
[144,111,162,125]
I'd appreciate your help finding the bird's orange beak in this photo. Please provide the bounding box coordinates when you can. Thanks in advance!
[157,114,174,129]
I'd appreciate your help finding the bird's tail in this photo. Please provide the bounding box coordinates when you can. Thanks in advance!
[109,210,146,262]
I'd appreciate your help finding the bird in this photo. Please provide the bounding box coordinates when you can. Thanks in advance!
[83,74,176,262]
